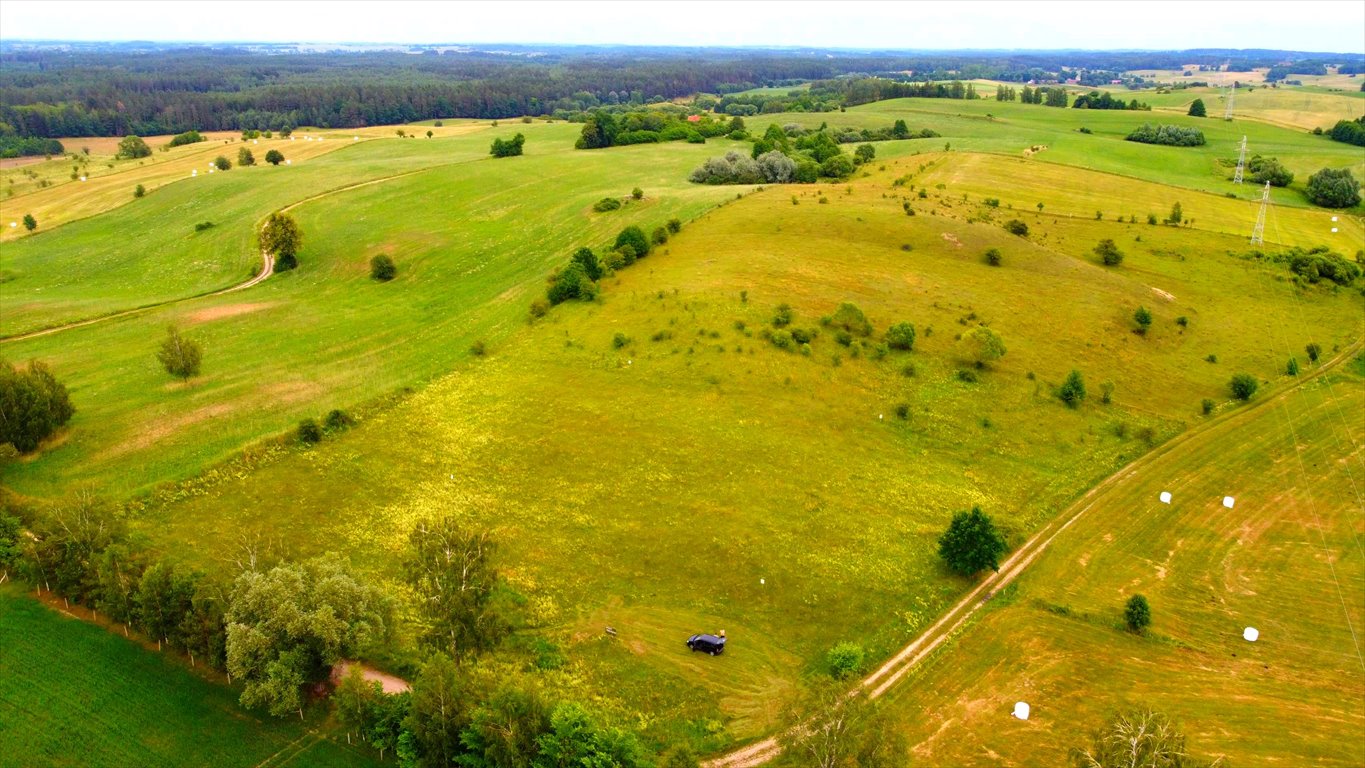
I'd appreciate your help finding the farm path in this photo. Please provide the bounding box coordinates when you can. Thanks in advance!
[703,337,1364,768]
[0,162,453,345]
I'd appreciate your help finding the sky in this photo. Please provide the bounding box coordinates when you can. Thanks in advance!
[2,0,1363,53]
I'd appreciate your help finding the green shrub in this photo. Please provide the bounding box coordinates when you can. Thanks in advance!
[1201,398,1215,415]
[651,227,669,246]
[592,197,622,212]
[957,369,978,383]
[1124,594,1151,633]
[772,303,793,328]
[470,340,487,356]
[1125,124,1206,146]
[790,327,816,344]
[1058,370,1086,407]
[370,254,396,281]
[1286,357,1299,376]
[612,333,631,349]
[770,329,793,350]
[901,362,916,377]
[134,184,145,198]
[1095,239,1124,266]
[297,418,323,444]
[825,642,865,679]
[1230,373,1258,400]
[666,218,682,234]
[938,506,1007,575]
[885,322,916,351]
[529,298,549,320]
[1133,306,1153,334]
[631,187,644,200]
[1305,167,1360,208]
[984,248,1002,266]
[894,403,910,420]
[324,409,355,430]
[827,302,872,336]
[1004,219,1028,236]
[194,221,215,232]
[614,225,651,259]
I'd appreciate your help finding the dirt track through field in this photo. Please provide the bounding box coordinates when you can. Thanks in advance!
[703,338,1363,768]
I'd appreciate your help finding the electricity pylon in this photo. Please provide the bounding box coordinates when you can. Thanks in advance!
[1250,181,1270,246]
[1233,136,1247,184]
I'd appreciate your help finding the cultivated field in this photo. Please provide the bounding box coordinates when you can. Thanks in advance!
[0,587,377,768]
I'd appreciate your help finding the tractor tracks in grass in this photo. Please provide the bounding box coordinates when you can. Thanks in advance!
[0,161,470,345]
[703,339,1364,768]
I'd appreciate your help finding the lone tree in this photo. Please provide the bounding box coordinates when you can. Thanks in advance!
[156,326,203,380]
[1124,594,1151,633]
[1166,201,1183,225]
[370,254,396,281]
[1287,357,1300,376]
[21,214,36,232]
[404,515,507,658]
[259,212,303,271]
[0,359,76,453]
[264,149,285,166]
[115,135,152,159]
[213,155,231,171]
[884,322,916,351]
[1187,98,1207,117]
[1059,369,1087,407]
[237,147,256,167]
[1306,342,1321,363]
[938,506,1008,576]
[1094,238,1124,266]
[1230,373,1258,401]
[1305,167,1361,208]
[1133,306,1153,334]
[961,326,1006,369]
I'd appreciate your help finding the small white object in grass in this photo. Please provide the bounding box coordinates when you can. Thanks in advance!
[253,139,258,144]
[80,176,86,181]
[1331,216,1339,222]
[285,159,292,165]
[192,170,197,176]
[290,136,295,141]
[354,136,359,141]
[879,414,883,421]
[1012,701,1030,720]
[1223,496,1235,509]
[1331,228,1339,233]
[1243,626,1259,642]
[760,578,765,585]
[1159,491,1172,504]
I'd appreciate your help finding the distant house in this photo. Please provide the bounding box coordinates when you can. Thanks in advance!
[686,114,701,123]
[1110,79,1123,85]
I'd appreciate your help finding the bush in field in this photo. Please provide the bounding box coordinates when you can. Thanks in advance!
[213,155,231,171]
[167,130,204,147]
[984,248,1002,266]
[1186,98,1206,117]
[489,133,525,158]
[297,418,322,444]
[772,303,794,328]
[1306,343,1321,363]
[592,197,622,212]
[651,227,668,246]
[631,187,644,200]
[1058,370,1086,407]
[22,214,36,232]
[1133,306,1153,334]
[1305,167,1360,208]
[825,642,865,679]
[614,225,650,260]
[370,254,396,281]
[324,409,355,430]
[134,183,146,198]
[1248,155,1292,187]
[237,147,256,167]
[826,302,873,337]
[0,359,75,453]
[1124,594,1151,633]
[156,326,202,380]
[938,506,1007,576]
[960,326,1006,368]
[259,212,302,271]
[546,262,597,305]
[666,218,682,234]
[884,322,916,351]
[265,149,284,165]
[1004,219,1029,236]
[116,135,152,159]
[1095,238,1124,266]
[1230,373,1258,400]
[572,247,602,281]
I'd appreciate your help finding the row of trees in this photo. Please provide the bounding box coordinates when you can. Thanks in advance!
[490,133,525,157]
[575,109,732,149]
[1071,91,1150,111]
[1326,116,1365,147]
[544,220,679,307]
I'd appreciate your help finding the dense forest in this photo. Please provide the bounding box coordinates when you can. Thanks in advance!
[0,45,1356,139]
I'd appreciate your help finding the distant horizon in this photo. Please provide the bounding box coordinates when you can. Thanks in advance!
[2,39,1362,57]
[3,1,1363,53]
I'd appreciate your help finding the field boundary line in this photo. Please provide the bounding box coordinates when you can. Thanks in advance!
[702,338,1363,768]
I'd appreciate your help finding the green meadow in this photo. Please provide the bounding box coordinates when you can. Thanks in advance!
[0,586,377,768]
[2,85,1363,759]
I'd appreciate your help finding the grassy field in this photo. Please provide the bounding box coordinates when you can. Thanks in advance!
[881,356,1365,766]
[0,586,378,768]
[0,124,743,497]
[123,152,1362,751]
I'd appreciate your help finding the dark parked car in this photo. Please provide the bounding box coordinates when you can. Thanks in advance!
[686,633,726,655]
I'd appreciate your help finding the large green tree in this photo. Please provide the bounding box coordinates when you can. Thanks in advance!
[1305,167,1361,208]
[534,702,647,767]
[0,359,76,453]
[938,506,1007,576]
[1186,98,1206,117]
[225,554,389,717]
[115,135,152,159]
[259,211,303,271]
[403,654,469,767]
[960,326,1006,368]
